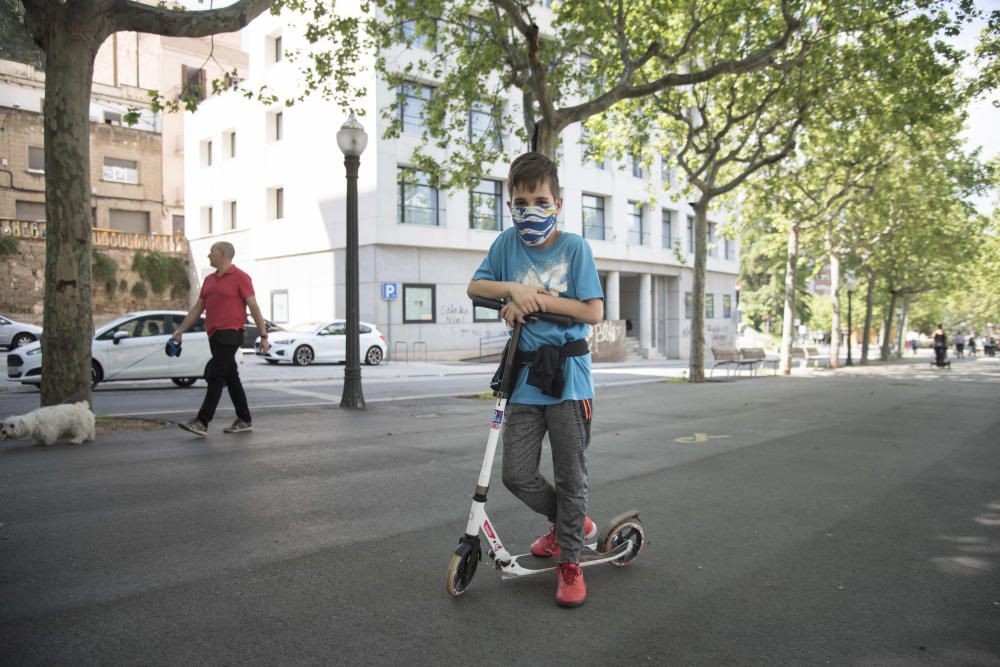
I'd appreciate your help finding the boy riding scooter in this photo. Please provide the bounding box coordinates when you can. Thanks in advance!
[467,152,604,607]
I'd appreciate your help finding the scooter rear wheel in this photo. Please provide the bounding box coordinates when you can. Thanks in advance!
[446,544,480,597]
[597,516,645,567]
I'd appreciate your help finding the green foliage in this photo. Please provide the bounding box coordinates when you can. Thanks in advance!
[0,234,19,256]
[132,251,189,296]
[130,281,148,299]
[92,251,118,294]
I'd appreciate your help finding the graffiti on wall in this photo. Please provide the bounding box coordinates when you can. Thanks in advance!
[586,320,626,362]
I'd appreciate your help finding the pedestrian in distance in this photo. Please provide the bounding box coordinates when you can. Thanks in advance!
[467,151,604,608]
[172,241,271,436]
[954,331,965,359]
[932,324,948,367]
[967,333,977,357]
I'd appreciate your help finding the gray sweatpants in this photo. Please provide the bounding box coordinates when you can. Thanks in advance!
[501,399,592,563]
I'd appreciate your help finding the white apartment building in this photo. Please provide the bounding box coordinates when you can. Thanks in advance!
[184,6,740,360]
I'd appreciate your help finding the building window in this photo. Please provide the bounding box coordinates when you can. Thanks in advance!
[705,294,715,319]
[398,167,440,226]
[102,157,139,184]
[267,34,283,64]
[469,101,501,149]
[582,194,606,241]
[399,82,433,133]
[627,201,645,246]
[181,65,206,102]
[27,146,44,172]
[271,290,289,323]
[201,206,213,235]
[225,200,237,230]
[172,215,185,235]
[268,111,283,142]
[201,140,212,167]
[403,284,436,323]
[267,187,284,221]
[108,209,150,234]
[707,221,716,257]
[685,292,693,319]
[661,155,672,187]
[104,110,123,126]
[661,209,673,249]
[580,125,605,170]
[224,130,236,159]
[687,215,694,254]
[15,200,45,222]
[470,178,503,231]
[474,304,501,322]
[723,294,732,318]
[724,238,735,260]
[629,153,644,179]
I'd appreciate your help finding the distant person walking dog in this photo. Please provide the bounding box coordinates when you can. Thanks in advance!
[932,324,948,368]
[172,242,270,436]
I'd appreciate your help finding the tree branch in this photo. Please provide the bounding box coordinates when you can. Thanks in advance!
[110,0,274,38]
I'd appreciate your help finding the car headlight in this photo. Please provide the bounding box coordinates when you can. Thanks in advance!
[26,348,42,356]
[272,338,295,345]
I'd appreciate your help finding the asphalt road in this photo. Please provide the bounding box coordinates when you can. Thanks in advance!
[1,356,998,665]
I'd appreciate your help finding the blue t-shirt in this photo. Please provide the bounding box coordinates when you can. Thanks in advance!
[472,228,604,404]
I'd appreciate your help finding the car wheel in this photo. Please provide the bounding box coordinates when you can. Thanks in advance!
[365,346,383,366]
[293,345,314,366]
[11,332,36,348]
[171,377,197,387]
[266,359,280,365]
[91,360,103,388]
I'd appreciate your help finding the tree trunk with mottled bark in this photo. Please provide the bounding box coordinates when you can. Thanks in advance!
[779,223,799,375]
[688,199,709,382]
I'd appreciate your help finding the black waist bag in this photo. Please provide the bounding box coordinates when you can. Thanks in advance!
[517,339,589,398]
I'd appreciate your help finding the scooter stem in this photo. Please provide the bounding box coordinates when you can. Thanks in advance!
[473,319,524,494]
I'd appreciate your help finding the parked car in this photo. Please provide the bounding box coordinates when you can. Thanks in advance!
[6,311,213,388]
[0,315,43,350]
[256,320,387,366]
[243,316,284,349]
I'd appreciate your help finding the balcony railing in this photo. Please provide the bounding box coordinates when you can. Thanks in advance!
[1,219,188,254]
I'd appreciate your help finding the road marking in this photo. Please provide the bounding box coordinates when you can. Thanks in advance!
[674,433,731,443]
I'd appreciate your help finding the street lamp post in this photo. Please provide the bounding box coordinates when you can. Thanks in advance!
[337,114,368,409]
[844,271,859,367]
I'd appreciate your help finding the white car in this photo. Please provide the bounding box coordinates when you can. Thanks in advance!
[257,320,387,366]
[6,311,213,388]
[0,315,43,350]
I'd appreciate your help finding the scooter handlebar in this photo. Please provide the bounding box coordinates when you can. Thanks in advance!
[471,297,574,327]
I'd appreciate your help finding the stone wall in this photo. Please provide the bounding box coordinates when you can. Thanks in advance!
[0,236,190,328]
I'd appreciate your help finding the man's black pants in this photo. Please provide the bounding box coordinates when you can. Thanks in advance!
[197,330,251,425]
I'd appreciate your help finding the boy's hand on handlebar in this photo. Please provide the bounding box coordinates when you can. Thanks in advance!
[509,284,549,315]
[501,302,527,326]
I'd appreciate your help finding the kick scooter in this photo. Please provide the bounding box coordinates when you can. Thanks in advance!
[447,297,645,597]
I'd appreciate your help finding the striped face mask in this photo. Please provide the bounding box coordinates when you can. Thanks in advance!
[511,206,558,246]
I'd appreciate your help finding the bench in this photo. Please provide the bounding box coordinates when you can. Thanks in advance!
[740,347,778,374]
[710,347,758,377]
[791,346,830,368]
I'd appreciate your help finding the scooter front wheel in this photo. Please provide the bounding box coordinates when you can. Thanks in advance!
[446,541,480,597]
[597,513,645,567]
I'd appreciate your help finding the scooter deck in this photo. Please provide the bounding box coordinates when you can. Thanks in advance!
[498,541,631,578]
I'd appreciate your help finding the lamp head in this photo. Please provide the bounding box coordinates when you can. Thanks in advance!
[337,113,368,157]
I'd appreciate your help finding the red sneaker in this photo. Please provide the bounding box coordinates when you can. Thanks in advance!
[530,516,597,558]
[555,563,586,607]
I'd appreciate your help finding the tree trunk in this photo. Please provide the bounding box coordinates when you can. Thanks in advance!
[828,251,841,369]
[896,297,909,359]
[40,32,98,406]
[778,223,799,375]
[688,198,709,382]
[532,118,561,159]
[880,290,898,361]
[861,270,875,364]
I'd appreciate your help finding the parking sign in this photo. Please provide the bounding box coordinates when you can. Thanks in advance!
[382,282,398,300]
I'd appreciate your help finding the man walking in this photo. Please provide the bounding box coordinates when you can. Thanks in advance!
[172,241,270,436]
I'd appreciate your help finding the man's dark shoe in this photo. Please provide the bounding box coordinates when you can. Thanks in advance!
[223,419,253,433]
[178,418,208,437]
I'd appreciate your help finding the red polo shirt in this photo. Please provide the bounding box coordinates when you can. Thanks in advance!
[199,265,254,337]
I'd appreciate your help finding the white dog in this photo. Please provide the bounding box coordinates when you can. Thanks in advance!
[0,401,96,445]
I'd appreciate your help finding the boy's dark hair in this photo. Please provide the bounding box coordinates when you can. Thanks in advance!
[508,152,560,200]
